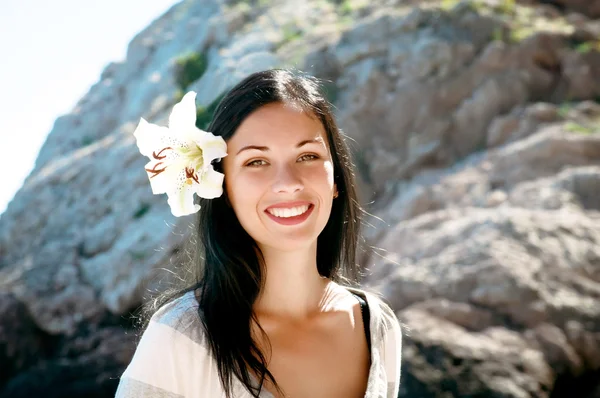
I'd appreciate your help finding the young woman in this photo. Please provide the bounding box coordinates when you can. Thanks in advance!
[116,69,402,398]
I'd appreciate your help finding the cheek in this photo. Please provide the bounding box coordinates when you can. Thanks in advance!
[292,161,335,192]
[323,161,334,186]
[311,160,335,193]
[225,173,270,241]
[225,172,264,215]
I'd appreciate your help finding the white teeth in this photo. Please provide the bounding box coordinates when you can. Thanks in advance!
[267,205,310,218]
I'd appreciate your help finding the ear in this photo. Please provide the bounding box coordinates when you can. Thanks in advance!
[333,183,338,199]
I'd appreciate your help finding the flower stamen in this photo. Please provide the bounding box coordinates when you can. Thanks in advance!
[185,167,200,185]
[153,147,172,160]
[146,162,167,178]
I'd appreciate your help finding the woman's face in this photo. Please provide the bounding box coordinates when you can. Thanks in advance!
[222,102,337,252]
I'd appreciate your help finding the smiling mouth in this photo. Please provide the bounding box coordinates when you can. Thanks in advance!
[266,204,311,218]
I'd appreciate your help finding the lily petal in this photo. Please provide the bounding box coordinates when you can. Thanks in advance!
[195,166,225,199]
[167,180,201,217]
[169,91,197,133]
[144,157,187,195]
[134,118,189,163]
[193,130,228,163]
[133,118,172,159]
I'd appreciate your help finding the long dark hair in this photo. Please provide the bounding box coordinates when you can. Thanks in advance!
[144,69,364,398]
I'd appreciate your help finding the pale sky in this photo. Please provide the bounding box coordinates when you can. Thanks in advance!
[0,0,180,216]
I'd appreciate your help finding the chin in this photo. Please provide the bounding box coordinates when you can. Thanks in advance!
[260,234,320,252]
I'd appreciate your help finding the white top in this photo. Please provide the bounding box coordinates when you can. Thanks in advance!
[115,286,402,398]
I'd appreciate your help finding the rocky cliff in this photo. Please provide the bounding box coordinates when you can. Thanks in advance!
[0,0,599,397]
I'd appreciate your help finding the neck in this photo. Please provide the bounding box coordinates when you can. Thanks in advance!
[252,241,334,322]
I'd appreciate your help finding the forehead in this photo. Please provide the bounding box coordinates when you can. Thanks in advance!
[228,102,328,149]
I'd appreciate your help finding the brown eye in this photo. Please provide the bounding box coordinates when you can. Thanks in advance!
[298,154,319,162]
[245,159,268,167]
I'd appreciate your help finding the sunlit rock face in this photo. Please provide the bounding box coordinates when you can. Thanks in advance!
[0,0,599,397]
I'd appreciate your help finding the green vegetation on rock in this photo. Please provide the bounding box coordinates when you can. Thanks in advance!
[174,52,208,100]
[565,120,600,135]
[439,0,575,44]
[441,0,515,14]
[322,81,340,105]
[558,102,600,135]
[574,41,600,54]
[337,0,368,17]
[281,22,302,45]
[128,249,147,260]
[81,136,94,147]
[133,202,151,219]
[339,0,354,16]
[196,92,228,130]
[557,103,575,118]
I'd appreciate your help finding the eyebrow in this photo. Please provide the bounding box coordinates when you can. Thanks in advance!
[235,137,325,155]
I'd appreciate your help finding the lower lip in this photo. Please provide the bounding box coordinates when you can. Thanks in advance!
[265,204,314,226]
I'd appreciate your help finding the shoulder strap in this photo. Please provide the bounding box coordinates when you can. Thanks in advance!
[351,292,372,356]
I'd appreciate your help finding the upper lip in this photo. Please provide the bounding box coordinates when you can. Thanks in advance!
[265,201,313,211]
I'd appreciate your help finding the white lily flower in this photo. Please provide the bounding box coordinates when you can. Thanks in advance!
[132,91,227,217]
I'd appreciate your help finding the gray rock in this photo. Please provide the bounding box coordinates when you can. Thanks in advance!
[2,0,600,396]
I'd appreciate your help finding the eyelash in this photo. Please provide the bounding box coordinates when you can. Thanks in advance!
[245,153,319,167]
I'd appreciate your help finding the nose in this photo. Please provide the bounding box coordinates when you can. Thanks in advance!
[271,163,303,194]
